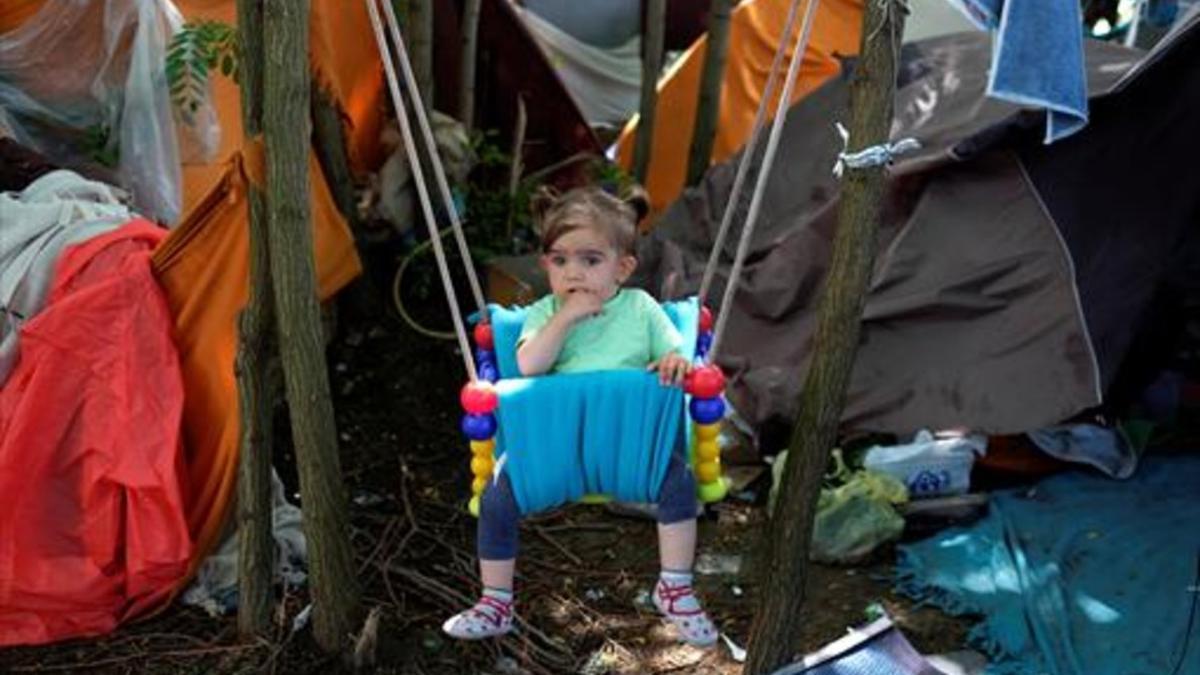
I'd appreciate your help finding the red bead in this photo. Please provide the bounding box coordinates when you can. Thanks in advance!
[460,381,498,414]
[685,365,726,398]
[473,322,494,350]
[699,306,714,333]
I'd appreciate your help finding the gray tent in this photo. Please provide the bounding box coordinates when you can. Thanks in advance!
[636,16,1200,438]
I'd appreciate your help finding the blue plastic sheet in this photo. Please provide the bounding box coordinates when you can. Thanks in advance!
[895,456,1200,675]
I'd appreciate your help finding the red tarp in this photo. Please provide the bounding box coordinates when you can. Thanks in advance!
[0,219,191,646]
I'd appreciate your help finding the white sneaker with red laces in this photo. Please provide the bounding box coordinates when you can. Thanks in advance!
[653,576,718,647]
[442,592,514,640]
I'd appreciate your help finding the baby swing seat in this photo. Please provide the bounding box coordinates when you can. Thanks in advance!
[461,297,729,516]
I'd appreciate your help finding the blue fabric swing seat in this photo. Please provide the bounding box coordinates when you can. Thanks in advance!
[485,298,699,515]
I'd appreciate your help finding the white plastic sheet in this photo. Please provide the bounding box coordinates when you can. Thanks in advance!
[0,0,219,225]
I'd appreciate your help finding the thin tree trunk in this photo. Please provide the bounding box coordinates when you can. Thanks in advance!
[458,0,482,130]
[263,0,360,653]
[743,2,907,673]
[406,0,434,115]
[504,95,527,244]
[633,0,666,184]
[234,0,274,639]
[685,0,733,187]
[311,85,363,235]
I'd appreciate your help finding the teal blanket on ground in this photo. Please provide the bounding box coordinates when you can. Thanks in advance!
[895,456,1200,675]
[486,298,698,515]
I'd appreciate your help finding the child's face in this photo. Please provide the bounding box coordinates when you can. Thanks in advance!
[541,226,636,303]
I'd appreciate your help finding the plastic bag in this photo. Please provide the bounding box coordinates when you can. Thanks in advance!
[810,470,908,563]
[768,450,908,564]
[0,0,220,225]
[863,430,987,499]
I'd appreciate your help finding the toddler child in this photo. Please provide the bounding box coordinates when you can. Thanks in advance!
[442,186,718,647]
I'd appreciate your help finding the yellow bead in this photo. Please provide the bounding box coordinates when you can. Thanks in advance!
[695,461,721,484]
[468,494,481,517]
[472,477,489,494]
[470,456,493,477]
[470,439,495,457]
[694,422,720,441]
[695,439,720,461]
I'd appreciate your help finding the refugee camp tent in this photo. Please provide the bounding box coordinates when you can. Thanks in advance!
[635,16,1200,439]
[513,0,720,126]
[432,0,605,178]
[615,0,867,216]
[0,0,382,645]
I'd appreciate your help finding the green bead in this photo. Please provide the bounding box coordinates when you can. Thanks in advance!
[697,478,729,503]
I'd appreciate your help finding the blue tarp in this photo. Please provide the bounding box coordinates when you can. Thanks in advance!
[895,456,1200,675]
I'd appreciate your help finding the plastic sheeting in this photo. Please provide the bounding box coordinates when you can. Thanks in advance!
[0,219,191,646]
[896,456,1200,675]
[0,0,219,225]
[518,6,642,125]
[0,171,131,383]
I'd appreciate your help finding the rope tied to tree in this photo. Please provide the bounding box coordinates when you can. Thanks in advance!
[831,121,920,178]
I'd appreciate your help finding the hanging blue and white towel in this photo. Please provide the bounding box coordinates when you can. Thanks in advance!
[950,0,1089,143]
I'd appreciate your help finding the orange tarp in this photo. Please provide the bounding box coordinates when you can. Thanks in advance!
[154,0,382,579]
[616,0,865,216]
[0,1,42,33]
[4,0,384,589]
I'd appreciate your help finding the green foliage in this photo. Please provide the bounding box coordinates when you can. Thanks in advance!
[166,21,239,124]
[461,129,537,260]
[589,158,634,198]
[459,129,636,262]
[82,123,119,168]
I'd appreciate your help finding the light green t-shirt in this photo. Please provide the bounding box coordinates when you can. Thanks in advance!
[517,288,682,374]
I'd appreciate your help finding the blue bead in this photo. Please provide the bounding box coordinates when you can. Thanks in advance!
[689,396,726,424]
[695,332,713,356]
[474,348,496,367]
[461,413,497,440]
[478,362,499,382]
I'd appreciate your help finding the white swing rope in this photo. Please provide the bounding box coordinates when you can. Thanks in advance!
[706,0,822,364]
[364,0,479,381]
[696,0,807,307]
[378,0,489,323]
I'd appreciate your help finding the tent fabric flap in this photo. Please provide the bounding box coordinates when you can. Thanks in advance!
[615,0,866,217]
[0,220,191,647]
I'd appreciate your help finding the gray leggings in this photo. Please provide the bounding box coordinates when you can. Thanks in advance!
[477,452,697,560]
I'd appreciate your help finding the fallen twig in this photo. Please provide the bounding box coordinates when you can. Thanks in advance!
[10,642,270,672]
[532,526,584,566]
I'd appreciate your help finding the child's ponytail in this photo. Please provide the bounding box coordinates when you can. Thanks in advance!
[621,184,650,224]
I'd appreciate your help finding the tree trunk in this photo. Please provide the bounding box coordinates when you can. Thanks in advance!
[406,0,434,115]
[263,0,360,653]
[234,0,274,639]
[458,0,482,130]
[743,2,907,673]
[311,85,362,236]
[685,0,733,187]
[633,0,666,184]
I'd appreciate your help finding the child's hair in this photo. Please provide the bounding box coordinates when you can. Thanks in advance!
[531,185,649,256]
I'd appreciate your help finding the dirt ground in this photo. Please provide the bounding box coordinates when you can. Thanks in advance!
[0,275,972,675]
